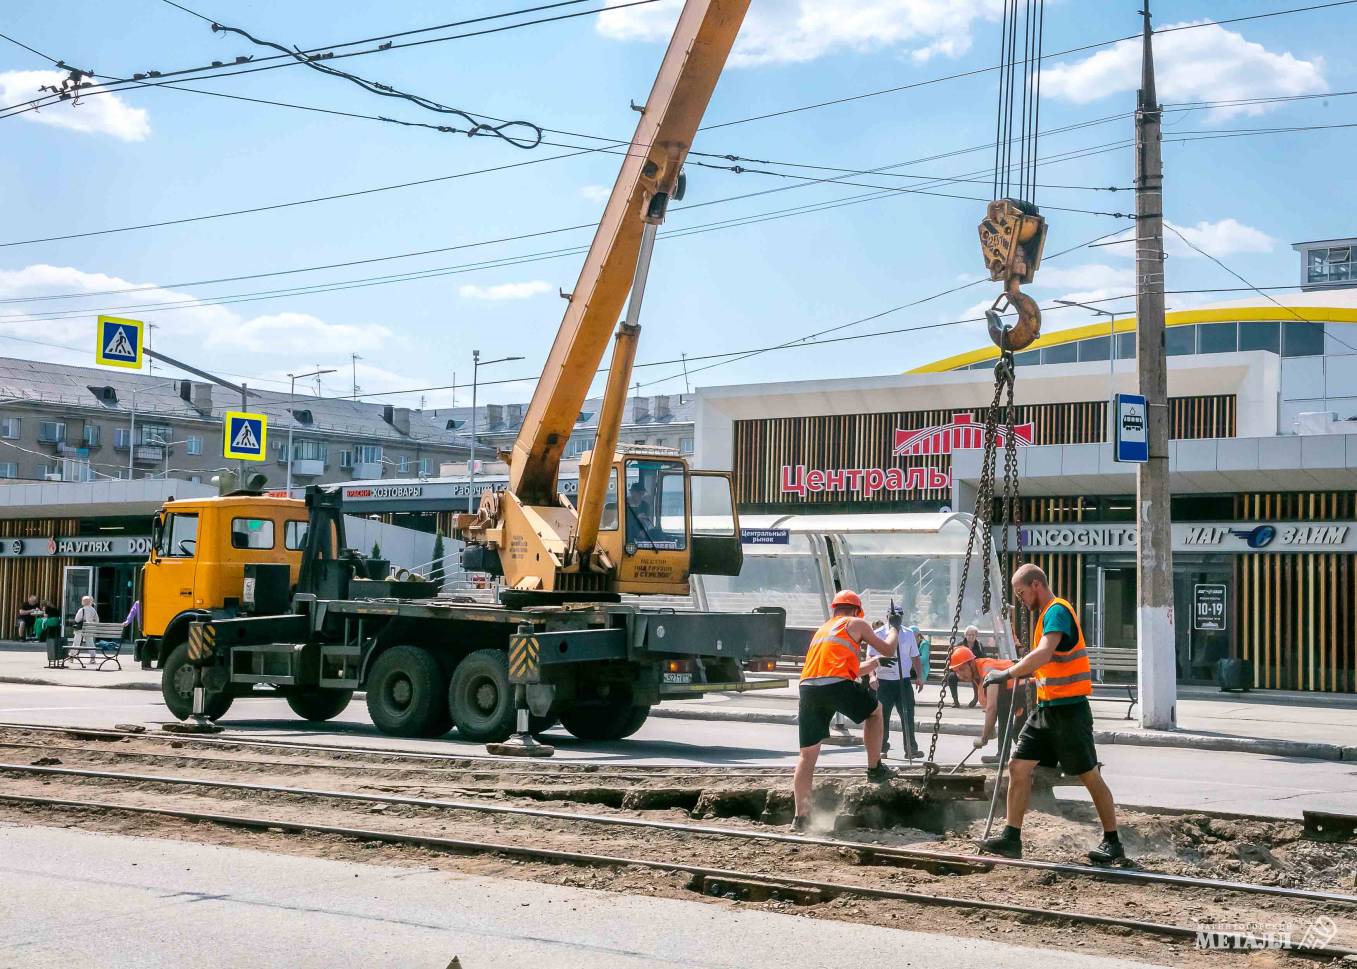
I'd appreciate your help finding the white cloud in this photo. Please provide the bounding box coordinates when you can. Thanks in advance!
[1042,23,1325,120]
[0,265,392,362]
[598,0,1002,67]
[579,184,611,203]
[1101,218,1275,260]
[205,311,393,354]
[458,280,553,301]
[0,70,151,141]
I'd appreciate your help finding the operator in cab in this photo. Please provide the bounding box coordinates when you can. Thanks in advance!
[792,590,899,832]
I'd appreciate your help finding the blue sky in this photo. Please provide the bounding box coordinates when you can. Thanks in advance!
[0,0,1349,407]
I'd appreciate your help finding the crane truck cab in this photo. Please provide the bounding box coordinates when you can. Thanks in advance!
[137,494,309,669]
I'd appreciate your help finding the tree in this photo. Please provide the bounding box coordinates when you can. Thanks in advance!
[430,530,446,586]
[371,541,382,561]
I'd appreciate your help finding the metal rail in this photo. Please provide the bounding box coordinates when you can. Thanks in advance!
[0,790,1351,960]
[3,761,1352,909]
[0,726,876,777]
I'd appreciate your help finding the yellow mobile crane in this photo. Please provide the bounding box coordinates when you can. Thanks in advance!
[458,0,750,603]
[160,0,785,749]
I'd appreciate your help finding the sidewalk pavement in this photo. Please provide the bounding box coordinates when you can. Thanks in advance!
[3,640,1355,762]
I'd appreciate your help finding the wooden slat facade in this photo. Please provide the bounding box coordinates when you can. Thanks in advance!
[734,394,1235,508]
[0,518,79,630]
[1232,492,1357,692]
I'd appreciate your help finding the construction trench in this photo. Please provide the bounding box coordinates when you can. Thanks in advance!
[1,725,1353,966]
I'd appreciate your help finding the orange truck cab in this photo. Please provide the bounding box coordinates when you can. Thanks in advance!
[137,495,309,668]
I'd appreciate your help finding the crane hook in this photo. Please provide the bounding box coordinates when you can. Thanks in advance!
[985,277,1041,352]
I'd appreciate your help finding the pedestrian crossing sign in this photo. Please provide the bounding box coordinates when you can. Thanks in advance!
[95,315,144,369]
[223,411,267,461]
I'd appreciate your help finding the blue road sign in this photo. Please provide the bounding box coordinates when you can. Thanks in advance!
[1114,393,1148,463]
[96,315,143,369]
[223,411,268,462]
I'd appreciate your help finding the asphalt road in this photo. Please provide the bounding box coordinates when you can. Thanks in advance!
[1,683,1355,818]
[0,823,1169,969]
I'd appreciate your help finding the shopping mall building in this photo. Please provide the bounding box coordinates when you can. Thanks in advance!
[694,286,1357,694]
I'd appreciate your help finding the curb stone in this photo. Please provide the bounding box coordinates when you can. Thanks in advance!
[650,704,1346,762]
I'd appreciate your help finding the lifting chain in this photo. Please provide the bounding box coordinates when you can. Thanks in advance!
[922,353,1027,782]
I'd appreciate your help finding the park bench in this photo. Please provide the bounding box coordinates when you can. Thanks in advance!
[64,622,128,671]
[1086,645,1138,719]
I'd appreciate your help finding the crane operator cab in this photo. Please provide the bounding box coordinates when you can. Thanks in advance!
[460,446,743,602]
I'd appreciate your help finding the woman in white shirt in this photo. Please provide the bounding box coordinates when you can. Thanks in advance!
[73,595,99,627]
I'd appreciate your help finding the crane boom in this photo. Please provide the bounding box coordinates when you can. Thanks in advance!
[509,0,749,506]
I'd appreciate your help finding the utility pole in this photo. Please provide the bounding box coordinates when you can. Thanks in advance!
[680,353,691,395]
[1134,3,1176,730]
[351,354,361,398]
[286,367,336,494]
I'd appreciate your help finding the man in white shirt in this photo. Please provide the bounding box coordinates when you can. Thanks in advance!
[868,607,925,758]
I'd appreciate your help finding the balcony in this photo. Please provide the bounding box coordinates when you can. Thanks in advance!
[351,462,383,479]
[133,444,165,464]
[291,458,325,477]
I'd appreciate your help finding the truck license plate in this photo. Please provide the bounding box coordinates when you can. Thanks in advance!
[662,672,693,684]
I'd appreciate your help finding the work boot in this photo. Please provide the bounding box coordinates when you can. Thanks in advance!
[790,815,811,833]
[865,764,898,783]
[979,831,1023,858]
[1088,836,1126,865]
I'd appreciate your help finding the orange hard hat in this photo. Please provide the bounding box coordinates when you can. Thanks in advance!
[830,589,864,617]
[947,646,976,669]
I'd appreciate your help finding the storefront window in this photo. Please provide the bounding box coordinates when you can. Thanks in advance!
[1165,325,1196,356]
[1238,321,1280,353]
[1197,321,1237,354]
[1077,335,1110,362]
[1282,322,1325,357]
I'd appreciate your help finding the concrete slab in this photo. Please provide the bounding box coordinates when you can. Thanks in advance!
[0,825,1170,969]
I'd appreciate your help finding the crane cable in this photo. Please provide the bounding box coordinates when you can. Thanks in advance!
[922,1,1044,788]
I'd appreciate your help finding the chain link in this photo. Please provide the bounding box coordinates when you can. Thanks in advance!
[923,356,1012,780]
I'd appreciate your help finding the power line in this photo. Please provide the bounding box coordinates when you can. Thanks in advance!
[0,128,1139,307]
[0,138,1140,324]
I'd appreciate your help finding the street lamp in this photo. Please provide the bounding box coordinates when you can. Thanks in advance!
[468,351,524,513]
[286,368,337,494]
[1055,299,1124,439]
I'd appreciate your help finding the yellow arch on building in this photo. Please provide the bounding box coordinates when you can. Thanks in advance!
[908,304,1357,374]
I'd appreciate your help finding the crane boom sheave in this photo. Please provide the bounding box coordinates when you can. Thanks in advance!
[509,0,750,505]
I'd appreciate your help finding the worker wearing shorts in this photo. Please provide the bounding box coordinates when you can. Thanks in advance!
[978,564,1124,865]
[792,590,900,831]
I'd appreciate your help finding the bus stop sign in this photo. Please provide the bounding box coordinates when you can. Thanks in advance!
[1113,393,1148,464]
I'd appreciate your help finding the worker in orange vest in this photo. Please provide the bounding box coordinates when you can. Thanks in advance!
[978,563,1124,864]
[946,646,1027,758]
[792,589,899,831]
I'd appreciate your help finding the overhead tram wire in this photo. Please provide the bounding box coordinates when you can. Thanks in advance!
[5,0,1349,132]
[0,126,1141,306]
[0,279,1330,403]
[0,0,666,120]
[0,138,1141,320]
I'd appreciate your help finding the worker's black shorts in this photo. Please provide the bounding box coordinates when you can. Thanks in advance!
[1011,698,1098,775]
[798,679,879,749]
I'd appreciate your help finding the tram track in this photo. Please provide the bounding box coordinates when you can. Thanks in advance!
[1,760,1352,909]
[0,786,1353,963]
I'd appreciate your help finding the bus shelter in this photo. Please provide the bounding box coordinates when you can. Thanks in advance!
[680,513,1017,662]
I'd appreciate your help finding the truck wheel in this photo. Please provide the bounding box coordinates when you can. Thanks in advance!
[286,689,354,722]
[447,649,515,742]
[161,642,234,722]
[559,700,650,741]
[365,646,451,738]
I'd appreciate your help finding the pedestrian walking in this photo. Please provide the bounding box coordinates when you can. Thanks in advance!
[867,607,923,758]
[792,590,899,831]
[978,564,1124,864]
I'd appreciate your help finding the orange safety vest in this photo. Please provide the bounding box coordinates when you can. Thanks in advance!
[1032,596,1092,704]
[801,616,861,681]
[975,657,1016,690]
